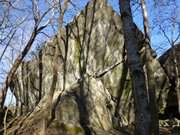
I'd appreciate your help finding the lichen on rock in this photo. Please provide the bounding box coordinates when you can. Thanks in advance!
[6,0,173,134]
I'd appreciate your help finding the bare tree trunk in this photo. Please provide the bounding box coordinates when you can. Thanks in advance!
[171,44,180,113]
[0,0,52,108]
[0,26,38,108]
[46,0,70,125]
[159,21,180,114]
[38,49,43,103]
[119,0,151,135]
[140,0,159,135]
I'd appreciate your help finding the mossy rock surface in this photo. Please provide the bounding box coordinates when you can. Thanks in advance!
[6,0,174,134]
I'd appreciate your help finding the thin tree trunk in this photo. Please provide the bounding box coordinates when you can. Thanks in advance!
[115,45,128,117]
[47,0,70,125]
[158,18,180,114]
[140,0,159,135]
[0,25,46,108]
[119,0,151,135]
[38,49,43,103]
[171,44,180,113]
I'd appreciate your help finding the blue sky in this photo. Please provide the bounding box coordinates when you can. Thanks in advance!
[1,0,180,105]
[68,0,180,55]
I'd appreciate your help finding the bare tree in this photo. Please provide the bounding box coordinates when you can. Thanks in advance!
[0,0,73,133]
[0,0,53,108]
[159,25,180,113]
[153,0,180,113]
[119,0,151,135]
[140,0,159,134]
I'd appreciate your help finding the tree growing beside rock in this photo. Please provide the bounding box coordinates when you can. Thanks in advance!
[0,0,179,135]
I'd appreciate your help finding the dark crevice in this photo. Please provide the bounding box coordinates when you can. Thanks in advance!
[159,77,180,120]
[74,81,92,135]
[38,49,43,103]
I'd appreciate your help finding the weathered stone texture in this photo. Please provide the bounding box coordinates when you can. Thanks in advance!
[7,0,172,134]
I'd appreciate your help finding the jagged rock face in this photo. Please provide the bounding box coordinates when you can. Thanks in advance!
[9,0,170,134]
[159,44,180,78]
[159,44,180,118]
[55,78,113,130]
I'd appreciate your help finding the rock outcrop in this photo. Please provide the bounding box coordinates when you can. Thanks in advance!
[159,44,180,119]
[5,0,172,134]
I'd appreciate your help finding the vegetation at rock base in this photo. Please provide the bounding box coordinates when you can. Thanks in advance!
[0,0,180,135]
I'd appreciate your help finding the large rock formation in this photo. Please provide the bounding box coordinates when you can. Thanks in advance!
[159,44,180,119]
[5,0,172,134]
